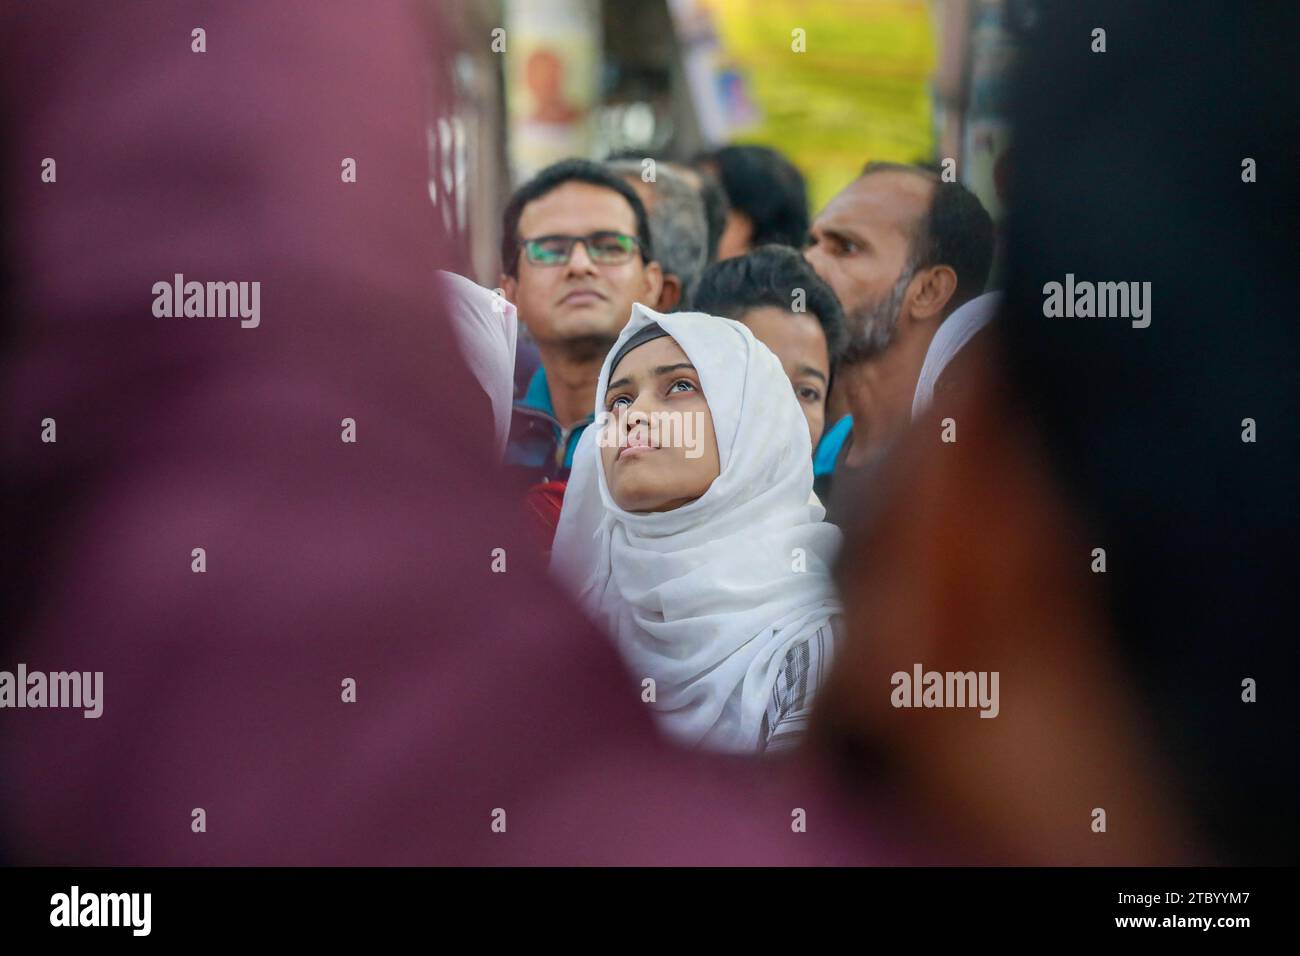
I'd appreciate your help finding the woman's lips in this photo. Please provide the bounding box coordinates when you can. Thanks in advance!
[617,438,656,460]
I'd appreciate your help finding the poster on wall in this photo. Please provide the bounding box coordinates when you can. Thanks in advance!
[504,0,601,183]
[670,0,936,211]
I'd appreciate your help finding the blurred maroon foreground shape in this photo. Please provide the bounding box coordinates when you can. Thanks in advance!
[0,0,916,865]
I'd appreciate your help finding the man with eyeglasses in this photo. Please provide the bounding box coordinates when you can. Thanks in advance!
[499,160,663,524]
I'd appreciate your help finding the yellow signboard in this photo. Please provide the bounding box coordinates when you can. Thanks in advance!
[694,0,936,211]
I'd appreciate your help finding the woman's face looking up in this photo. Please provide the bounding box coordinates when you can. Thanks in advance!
[599,336,721,513]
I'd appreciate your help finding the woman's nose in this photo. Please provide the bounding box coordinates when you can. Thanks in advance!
[624,405,650,430]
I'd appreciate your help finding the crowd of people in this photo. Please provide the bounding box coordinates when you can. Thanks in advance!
[446,145,998,755]
[4,0,1292,868]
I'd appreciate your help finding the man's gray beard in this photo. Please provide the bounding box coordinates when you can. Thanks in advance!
[843,268,913,364]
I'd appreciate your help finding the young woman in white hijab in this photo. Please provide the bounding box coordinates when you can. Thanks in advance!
[551,303,842,755]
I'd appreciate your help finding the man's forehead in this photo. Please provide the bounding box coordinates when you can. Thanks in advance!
[815,171,933,236]
[520,181,637,234]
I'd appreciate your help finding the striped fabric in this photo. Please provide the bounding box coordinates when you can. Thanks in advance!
[759,620,838,755]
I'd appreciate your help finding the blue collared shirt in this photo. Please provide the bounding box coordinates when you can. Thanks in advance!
[814,414,853,477]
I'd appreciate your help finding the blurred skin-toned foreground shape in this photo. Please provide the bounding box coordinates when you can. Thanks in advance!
[814,348,1198,865]
[810,0,1298,865]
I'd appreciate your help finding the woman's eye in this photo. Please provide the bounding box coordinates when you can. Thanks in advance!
[608,394,631,410]
[797,386,821,402]
[668,379,696,395]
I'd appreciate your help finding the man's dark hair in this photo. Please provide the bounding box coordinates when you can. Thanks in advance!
[696,145,809,249]
[690,244,846,365]
[860,161,995,311]
[500,158,653,278]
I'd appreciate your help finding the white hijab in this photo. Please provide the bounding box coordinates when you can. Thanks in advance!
[437,271,518,459]
[911,290,1001,420]
[551,304,842,753]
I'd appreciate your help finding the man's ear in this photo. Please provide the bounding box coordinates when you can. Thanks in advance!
[908,265,959,323]
[656,273,683,312]
[499,274,517,304]
[641,261,664,306]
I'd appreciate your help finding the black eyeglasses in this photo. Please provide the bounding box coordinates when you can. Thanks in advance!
[519,231,643,267]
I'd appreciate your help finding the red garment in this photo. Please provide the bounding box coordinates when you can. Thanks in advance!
[524,480,567,551]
